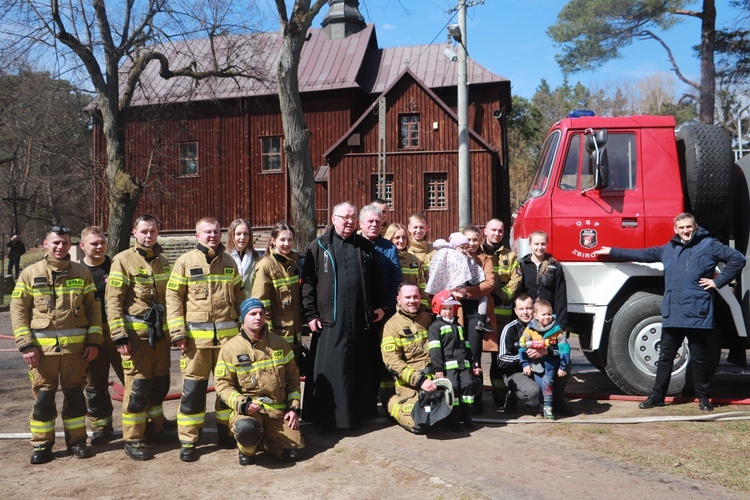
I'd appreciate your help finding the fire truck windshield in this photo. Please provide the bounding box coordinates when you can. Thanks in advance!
[527,130,561,199]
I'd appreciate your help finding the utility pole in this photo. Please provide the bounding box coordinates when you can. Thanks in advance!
[448,0,483,229]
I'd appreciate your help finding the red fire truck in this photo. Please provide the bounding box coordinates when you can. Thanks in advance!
[511,112,749,395]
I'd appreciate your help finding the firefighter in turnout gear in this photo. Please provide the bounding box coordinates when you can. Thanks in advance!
[249,222,303,365]
[11,226,102,464]
[380,283,438,434]
[215,298,304,465]
[166,217,245,462]
[107,215,173,461]
[482,219,521,407]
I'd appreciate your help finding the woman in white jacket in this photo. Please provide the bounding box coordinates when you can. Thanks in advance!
[226,218,258,298]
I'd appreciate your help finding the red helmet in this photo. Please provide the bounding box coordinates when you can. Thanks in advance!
[431,290,461,314]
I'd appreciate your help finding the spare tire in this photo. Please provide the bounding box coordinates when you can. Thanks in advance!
[676,125,733,233]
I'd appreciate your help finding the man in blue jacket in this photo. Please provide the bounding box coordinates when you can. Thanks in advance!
[594,212,745,411]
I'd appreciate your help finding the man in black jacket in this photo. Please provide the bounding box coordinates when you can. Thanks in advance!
[301,201,387,430]
[497,294,572,416]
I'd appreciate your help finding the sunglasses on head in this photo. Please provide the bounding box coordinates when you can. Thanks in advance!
[50,225,71,235]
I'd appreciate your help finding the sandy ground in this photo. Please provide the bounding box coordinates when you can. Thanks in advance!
[1,307,749,499]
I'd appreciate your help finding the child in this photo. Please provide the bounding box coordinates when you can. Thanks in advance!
[428,290,482,430]
[519,300,570,420]
[425,232,493,332]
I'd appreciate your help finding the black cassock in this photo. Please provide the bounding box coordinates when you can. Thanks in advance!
[303,233,381,429]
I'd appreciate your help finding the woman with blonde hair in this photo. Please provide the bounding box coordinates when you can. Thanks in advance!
[384,223,427,303]
[227,218,259,298]
[250,222,303,364]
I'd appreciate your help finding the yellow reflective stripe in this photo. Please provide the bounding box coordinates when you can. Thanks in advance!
[261,299,272,307]
[87,325,103,335]
[259,401,286,411]
[147,406,164,418]
[287,391,301,401]
[217,327,238,339]
[62,415,86,430]
[122,412,147,425]
[401,267,418,276]
[401,366,414,382]
[233,351,295,375]
[14,326,31,339]
[386,330,429,347]
[30,419,55,433]
[216,360,236,374]
[154,272,170,282]
[390,403,401,419]
[427,340,442,350]
[109,271,130,285]
[439,325,452,336]
[167,275,188,287]
[91,416,112,427]
[272,276,297,288]
[227,391,243,408]
[177,413,205,426]
[109,318,125,330]
[494,307,512,316]
[461,395,475,404]
[168,317,186,330]
[215,408,232,421]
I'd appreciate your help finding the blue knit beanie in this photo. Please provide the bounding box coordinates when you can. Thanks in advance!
[240,297,264,321]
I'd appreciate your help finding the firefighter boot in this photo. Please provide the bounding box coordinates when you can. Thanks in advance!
[216,424,236,449]
[238,450,255,466]
[91,427,114,446]
[68,442,93,459]
[124,440,152,461]
[179,442,199,462]
[30,444,54,465]
[461,405,477,430]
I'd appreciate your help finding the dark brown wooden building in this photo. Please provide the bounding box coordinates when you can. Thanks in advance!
[91,1,512,239]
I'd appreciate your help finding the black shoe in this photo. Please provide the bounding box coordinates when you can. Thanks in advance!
[280,449,300,461]
[124,441,152,461]
[179,443,199,462]
[698,398,714,412]
[476,320,494,333]
[30,445,54,465]
[638,397,665,409]
[90,428,114,446]
[503,393,518,413]
[463,418,477,430]
[554,404,576,416]
[410,424,428,435]
[162,418,177,432]
[68,442,93,459]
[471,400,485,415]
[216,426,237,449]
[447,419,463,433]
[238,451,255,466]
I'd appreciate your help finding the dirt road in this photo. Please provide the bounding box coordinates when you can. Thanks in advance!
[0,308,747,499]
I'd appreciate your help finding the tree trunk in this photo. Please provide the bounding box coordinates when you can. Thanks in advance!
[700,0,717,124]
[277,22,318,250]
[99,96,142,254]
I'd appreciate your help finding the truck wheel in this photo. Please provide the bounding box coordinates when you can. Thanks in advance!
[676,125,733,233]
[605,292,689,396]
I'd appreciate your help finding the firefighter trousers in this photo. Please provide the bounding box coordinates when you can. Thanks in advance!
[85,324,123,433]
[29,352,88,447]
[121,331,172,442]
[387,393,420,433]
[177,341,230,443]
[230,411,304,458]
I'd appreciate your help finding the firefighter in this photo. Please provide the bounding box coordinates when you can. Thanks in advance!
[166,216,245,462]
[381,282,437,434]
[79,226,123,447]
[214,298,304,465]
[107,214,173,461]
[481,218,521,407]
[249,222,303,365]
[10,225,102,464]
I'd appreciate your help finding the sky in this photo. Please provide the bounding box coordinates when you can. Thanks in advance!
[304,0,743,99]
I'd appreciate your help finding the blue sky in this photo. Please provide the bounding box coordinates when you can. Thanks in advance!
[308,0,742,99]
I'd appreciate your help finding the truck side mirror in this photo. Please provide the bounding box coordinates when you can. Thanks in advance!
[584,129,610,192]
